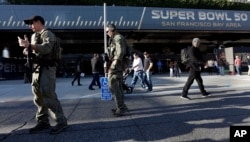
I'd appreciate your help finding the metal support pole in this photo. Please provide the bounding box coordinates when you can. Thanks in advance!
[104,3,107,53]
[103,3,108,77]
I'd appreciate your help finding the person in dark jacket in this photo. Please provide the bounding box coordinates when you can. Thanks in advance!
[71,58,84,86]
[180,38,210,100]
[89,53,101,90]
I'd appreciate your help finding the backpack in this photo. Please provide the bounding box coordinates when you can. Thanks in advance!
[181,47,189,65]
[42,29,63,67]
[124,40,132,57]
[52,35,63,67]
[123,40,132,70]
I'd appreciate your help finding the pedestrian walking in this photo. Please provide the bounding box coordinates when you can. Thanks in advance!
[71,57,84,86]
[143,51,153,92]
[180,38,210,100]
[206,59,214,75]
[169,61,174,77]
[106,24,128,116]
[157,60,163,73]
[173,60,180,77]
[234,55,242,76]
[18,15,68,134]
[217,54,228,76]
[130,52,146,92]
[89,53,101,90]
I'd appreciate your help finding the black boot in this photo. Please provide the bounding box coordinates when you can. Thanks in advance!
[29,120,51,134]
[112,105,129,117]
[89,86,95,90]
[50,122,69,134]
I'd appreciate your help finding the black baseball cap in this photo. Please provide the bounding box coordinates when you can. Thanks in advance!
[24,15,45,25]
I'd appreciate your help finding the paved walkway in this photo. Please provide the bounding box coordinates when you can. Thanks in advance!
[0,73,250,142]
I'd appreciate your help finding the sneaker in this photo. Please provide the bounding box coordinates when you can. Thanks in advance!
[29,121,51,134]
[50,123,69,134]
[78,84,82,86]
[180,96,191,100]
[201,92,210,97]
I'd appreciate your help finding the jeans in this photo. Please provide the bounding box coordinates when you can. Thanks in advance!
[89,72,101,88]
[235,65,241,75]
[143,71,153,90]
[130,70,145,88]
[174,68,180,77]
[218,66,225,76]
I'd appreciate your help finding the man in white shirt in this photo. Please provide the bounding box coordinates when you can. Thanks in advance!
[130,52,145,92]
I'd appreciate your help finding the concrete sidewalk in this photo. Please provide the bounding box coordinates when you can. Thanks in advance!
[0,73,250,142]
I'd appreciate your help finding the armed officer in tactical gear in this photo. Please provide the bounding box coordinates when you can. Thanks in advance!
[18,15,68,134]
[106,24,128,116]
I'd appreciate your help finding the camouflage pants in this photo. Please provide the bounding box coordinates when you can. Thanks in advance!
[108,71,125,109]
[32,66,67,124]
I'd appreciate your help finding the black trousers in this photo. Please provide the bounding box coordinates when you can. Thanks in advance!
[182,70,206,96]
[72,72,81,85]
